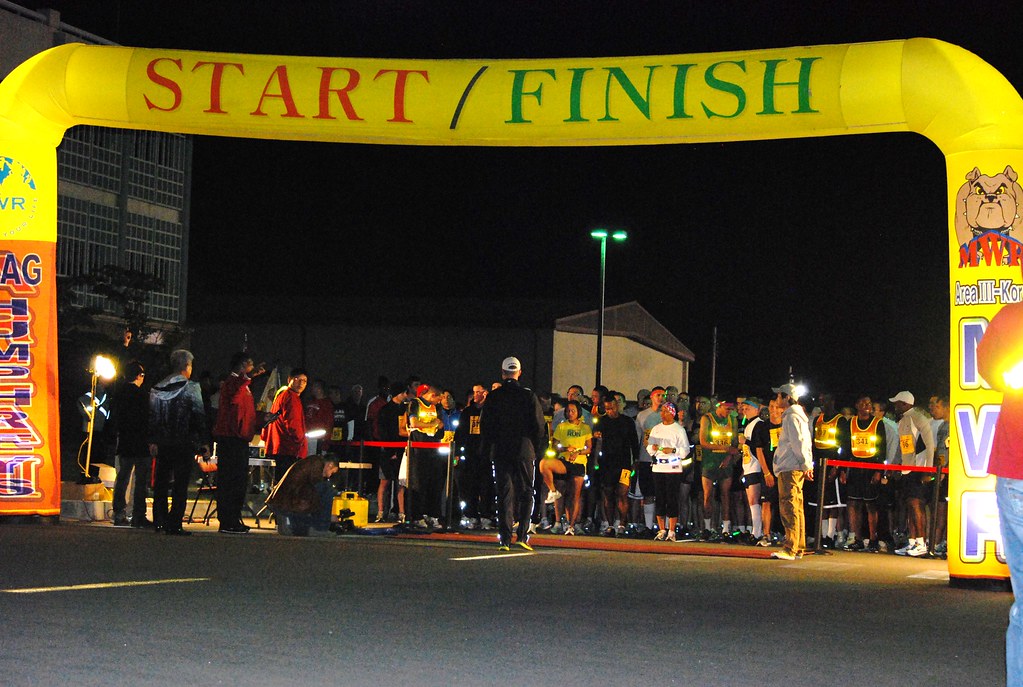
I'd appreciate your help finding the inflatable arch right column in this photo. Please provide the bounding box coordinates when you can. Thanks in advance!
[1,38,1022,583]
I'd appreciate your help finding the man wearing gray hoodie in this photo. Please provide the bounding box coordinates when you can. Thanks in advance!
[149,349,208,535]
[770,383,814,561]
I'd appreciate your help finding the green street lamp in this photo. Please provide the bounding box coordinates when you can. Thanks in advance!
[590,228,627,388]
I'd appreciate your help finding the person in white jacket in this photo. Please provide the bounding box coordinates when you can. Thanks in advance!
[770,383,814,560]
[647,402,691,542]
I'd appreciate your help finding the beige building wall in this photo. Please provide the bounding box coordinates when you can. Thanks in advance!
[552,331,688,397]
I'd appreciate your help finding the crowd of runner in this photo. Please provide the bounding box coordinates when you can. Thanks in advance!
[321,376,949,557]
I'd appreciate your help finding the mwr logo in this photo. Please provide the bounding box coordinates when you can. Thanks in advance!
[0,157,37,239]
[0,454,41,497]
[956,165,1023,268]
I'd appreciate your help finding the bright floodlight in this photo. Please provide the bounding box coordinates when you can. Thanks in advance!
[305,428,327,439]
[93,355,116,381]
[590,229,608,239]
[612,230,627,241]
[1004,360,1023,389]
[793,383,808,400]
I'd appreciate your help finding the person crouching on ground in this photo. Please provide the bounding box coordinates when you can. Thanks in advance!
[266,456,340,536]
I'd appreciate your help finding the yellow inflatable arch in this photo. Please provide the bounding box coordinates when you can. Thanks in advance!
[1,38,1021,583]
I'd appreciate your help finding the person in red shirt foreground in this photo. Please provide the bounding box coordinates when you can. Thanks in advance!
[977,299,1023,686]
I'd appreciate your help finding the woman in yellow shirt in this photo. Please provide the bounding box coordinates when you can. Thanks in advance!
[539,400,592,535]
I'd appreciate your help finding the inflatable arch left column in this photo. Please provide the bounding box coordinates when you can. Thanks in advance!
[0,134,61,516]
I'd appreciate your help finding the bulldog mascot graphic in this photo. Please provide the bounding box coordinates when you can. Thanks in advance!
[956,165,1023,267]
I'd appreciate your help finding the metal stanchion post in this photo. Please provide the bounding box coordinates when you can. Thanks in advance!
[813,456,832,555]
[444,443,455,531]
[926,463,943,557]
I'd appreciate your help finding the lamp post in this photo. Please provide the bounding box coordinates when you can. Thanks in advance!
[82,354,116,482]
[590,228,627,388]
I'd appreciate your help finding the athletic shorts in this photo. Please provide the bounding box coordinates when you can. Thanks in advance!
[902,472,932,501]
[740,471,764,488]
[845,467,881,501]
[730,462,744,492]
[558,459,586,479]
[760,480,779,505]
[702,451,732,483]
[378,452,400,481]
[599,463,630,489]
[806,458,843,508]
[634,461,654,500]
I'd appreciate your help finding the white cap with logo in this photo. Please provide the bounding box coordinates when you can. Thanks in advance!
[501,356,521,372]
[889,390,914,405]
[771,382,800,399]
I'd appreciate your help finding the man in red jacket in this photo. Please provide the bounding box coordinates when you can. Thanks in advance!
[263,368,309,485]
[212,352,265,534]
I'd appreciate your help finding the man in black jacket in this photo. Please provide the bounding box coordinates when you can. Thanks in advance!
[479,357,546,551]
[110,360,151,528]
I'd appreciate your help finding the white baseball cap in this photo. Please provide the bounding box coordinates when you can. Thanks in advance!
[501,356,521,372]
[772,382,799,398]
[889,390,914,405]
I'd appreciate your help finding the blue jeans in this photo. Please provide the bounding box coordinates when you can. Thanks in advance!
[997,477,1023,687]
[275,481,334,536]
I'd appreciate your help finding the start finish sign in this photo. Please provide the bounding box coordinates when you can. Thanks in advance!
[2,38,1023,584]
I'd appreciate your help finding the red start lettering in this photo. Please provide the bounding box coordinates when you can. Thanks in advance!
[142,58,429,123]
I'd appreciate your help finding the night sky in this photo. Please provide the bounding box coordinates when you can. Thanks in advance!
[17,1,1023,401]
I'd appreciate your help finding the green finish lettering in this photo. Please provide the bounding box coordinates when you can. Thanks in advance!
[701,60,747,119]
[599,65,660,122]
[565,67,592,122]
[758,57,820,115]
[506,69,557,124]
[667,63,696,120]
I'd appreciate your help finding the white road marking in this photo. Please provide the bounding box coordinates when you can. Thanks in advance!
[450,552,534,561]
[2,577,211,594]
[908,570,950,580]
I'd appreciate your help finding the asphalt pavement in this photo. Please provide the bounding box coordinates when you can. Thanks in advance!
[0,521,1011,686]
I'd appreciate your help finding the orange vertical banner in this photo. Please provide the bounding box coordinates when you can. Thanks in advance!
[0,149,60,516]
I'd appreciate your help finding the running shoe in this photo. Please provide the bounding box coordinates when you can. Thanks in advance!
[755,536,771,547]
[550,523,563,535]
[654,529,667,541]
[906,540,929,557]
[498,543,511,552]
[615,525,626,537]
[771,550,796,560]
[894,541,913,556]
[516,540,534,552]
[544,490,562,504]
[866,540,881,553]
[699,529,713,542]
[846,540,866,552]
